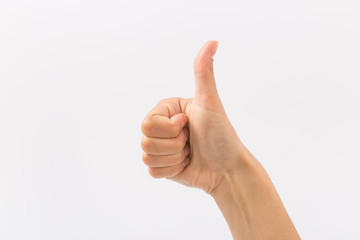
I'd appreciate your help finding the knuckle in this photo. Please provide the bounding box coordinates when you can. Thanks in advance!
[141,136,153,153]
[141,118,154,136]
[142,152,153,166]
[148,168,162,179]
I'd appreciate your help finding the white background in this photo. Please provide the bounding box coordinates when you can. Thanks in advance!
[1,0,359,239]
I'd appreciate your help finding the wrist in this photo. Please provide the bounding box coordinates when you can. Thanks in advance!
[209,146,300,240]
[210,145,264,199]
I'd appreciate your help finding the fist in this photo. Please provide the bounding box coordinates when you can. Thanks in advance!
[141,41,245,194]
[141,104,191,178]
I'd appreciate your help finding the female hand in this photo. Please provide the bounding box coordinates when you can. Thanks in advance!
[141,40,244,194]
[140,40,300,240]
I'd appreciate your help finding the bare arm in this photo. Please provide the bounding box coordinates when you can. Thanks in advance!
[210,145,300,239]
[140,40,300,240]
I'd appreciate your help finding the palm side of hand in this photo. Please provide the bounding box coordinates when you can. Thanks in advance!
[167,98,242,193]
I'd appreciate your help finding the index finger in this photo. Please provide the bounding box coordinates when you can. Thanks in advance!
[141,98,189,138]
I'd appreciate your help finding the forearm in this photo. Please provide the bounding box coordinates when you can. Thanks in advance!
[210,146,300,240]
[141,41,300,239]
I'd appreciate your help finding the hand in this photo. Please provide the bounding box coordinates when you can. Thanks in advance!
[140,41,300,240]
[141,40,246,194]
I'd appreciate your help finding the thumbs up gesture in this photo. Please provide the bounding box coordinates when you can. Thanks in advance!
[141,41,247,194]
[141,41,301,238]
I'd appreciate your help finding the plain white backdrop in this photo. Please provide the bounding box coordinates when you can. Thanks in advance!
[1,0,359,239]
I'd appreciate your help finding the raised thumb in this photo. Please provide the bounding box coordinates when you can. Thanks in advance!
[193,40,222,107]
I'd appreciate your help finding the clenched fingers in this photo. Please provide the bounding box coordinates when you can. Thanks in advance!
[148,157,191,178]
[143,144,190,167]
[141,98,190,138]
[141,128,189,155]
[141,113,187,138]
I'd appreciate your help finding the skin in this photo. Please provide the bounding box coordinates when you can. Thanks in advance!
[140,40,301,240]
